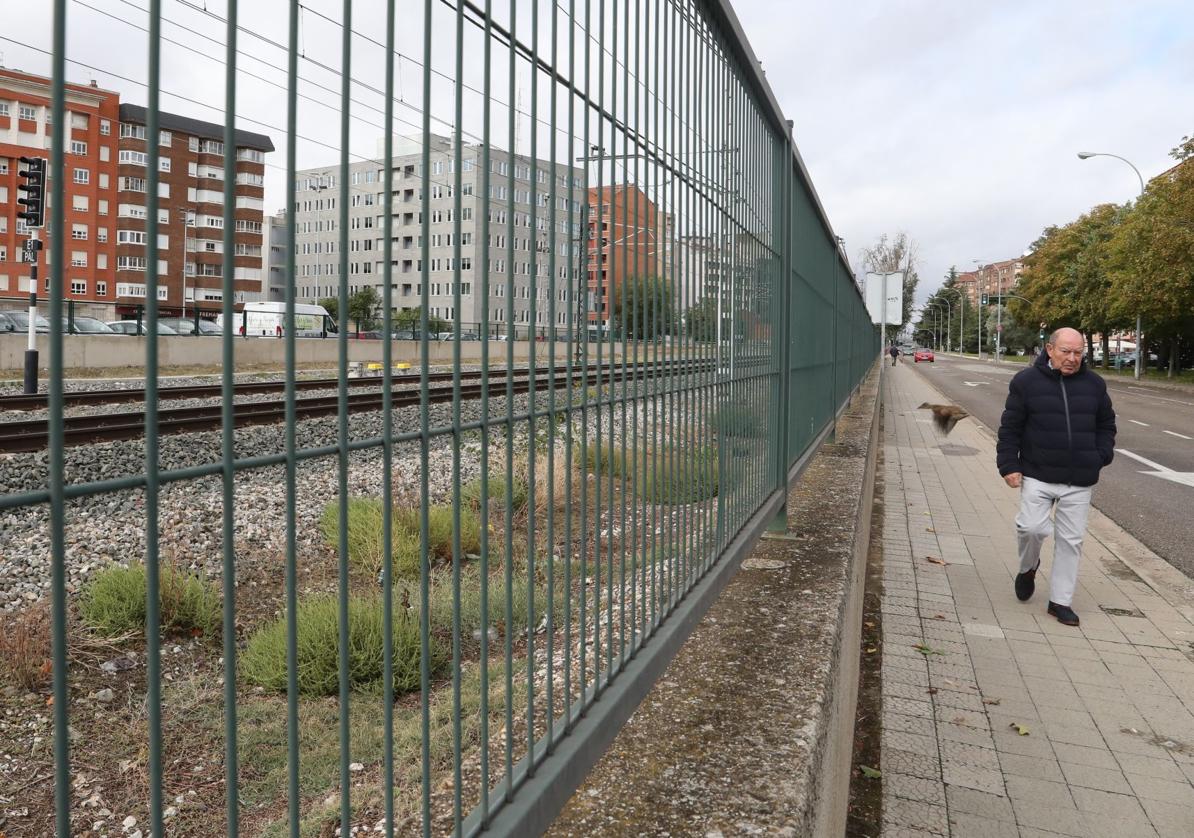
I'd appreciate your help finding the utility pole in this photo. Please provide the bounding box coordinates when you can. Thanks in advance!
[17,156,47,395]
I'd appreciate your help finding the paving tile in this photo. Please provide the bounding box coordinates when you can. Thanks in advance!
[1050,742,1119,770]
[1010,797,1086,835]
[881,797,948,834]
[1003,774,1074,806]
[944,812,1019,837]
[882,747,942,781]
[1138,796,1194,831]
[944,785,1014,821]
[997,751,1064,782]
[886,771,946,806]
[939,740,1000,771]
[1080,811,1160,838]
[884,711,937,738]
[1059,761,1131,794]
[882,730,940,759]
[1114,752,1186,781]
[1125,772,1194,805]
[1067,785,1147,818]
[941,762,1004,795]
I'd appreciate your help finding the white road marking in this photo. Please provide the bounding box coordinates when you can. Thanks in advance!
[1129,420,1149,427]
[962,381,988,387]
[1113,386,1194,407]
[1118,448,1194,488]
[1163,430,1193,440]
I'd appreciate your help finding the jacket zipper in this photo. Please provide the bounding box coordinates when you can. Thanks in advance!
[1059,375,1074,485]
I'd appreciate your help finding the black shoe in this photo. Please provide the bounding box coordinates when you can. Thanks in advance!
[1015,561,1039,602]
[1048,601,1080,626]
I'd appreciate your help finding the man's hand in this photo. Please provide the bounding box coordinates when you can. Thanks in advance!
[1004,472,1022,489]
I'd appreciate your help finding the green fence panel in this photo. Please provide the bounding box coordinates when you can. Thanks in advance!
[8,1,879,836]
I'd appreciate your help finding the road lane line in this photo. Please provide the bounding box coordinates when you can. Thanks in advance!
[1163,430,1193,440]
[1118,448,1194,488]
[1129,420,1149,427]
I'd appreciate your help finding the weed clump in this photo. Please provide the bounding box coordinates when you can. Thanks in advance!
[322,499,482,579]
[0,602,52,689]
[80,562,221,639]
[240,595,441,696]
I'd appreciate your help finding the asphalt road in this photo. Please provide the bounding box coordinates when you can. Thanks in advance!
[903,353,1194,578]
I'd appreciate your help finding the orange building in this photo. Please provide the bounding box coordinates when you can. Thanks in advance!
[0,69,120,312]
[586,184,662,326]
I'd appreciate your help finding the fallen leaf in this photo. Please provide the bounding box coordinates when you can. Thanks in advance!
[926,687,938,695]
[866,647,878,654]
[45,696,53,706]
[932,614,947,620]
[983,698,1002,706]
[859,765,882,779]
[914,644,944,657]
[1009,722,1030,736]
[925,556,949,566]
[953,716,967,724]
[925,527,936,533]
[864,621,875,628]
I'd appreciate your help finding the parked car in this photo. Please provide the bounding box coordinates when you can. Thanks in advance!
[0,311,21,333]
[106,320,180,336]
[3,311,52,333]
[913,347,935,363]
[159,317,221,336]
[62,316,116,334]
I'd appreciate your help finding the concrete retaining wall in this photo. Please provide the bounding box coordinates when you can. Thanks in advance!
[0,334,586,371]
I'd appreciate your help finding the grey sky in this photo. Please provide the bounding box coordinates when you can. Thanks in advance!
[731,0,1194,307]
[5,0,1192,313]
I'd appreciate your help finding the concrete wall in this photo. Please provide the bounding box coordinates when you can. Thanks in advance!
[0,333,590,371]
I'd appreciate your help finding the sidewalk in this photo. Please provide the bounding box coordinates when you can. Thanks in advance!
[877,363,1194,837]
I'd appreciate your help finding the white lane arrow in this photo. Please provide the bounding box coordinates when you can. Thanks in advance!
[963,381,988,387]
[1118,448,1194,488]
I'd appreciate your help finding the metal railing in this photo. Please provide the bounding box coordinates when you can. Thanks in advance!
[3,1,878,836]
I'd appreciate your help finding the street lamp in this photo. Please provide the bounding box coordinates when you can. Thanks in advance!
[939,286,964,354]
[1077,150,1146,380]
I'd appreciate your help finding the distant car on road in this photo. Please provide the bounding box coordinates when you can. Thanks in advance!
[3,311,52,333]
[62,316,116,334]
[914,348,935,363]
[159,317,221,336]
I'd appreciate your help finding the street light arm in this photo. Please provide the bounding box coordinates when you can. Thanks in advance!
[1077,151,1145,197]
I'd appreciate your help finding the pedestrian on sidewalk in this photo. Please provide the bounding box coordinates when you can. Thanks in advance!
[889,344,900,366]
[995,327,1117,626]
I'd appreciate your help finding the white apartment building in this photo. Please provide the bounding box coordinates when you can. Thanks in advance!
[292,135,586,335]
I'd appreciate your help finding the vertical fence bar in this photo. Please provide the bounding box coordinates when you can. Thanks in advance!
[283,2,301,833]
[451,0,466,827]
[502,0,517,799]
[219,3,240,834]
[478,0,494,821]
[525,0,540,775]
[48,2,70,834]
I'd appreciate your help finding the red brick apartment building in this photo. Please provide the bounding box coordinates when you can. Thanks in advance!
[0,68,274,319]
[0,69,119,311]
[586,184,662,326]
[954,259,1022,307]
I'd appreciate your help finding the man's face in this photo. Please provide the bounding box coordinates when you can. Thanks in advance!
[1046,334,1084,375]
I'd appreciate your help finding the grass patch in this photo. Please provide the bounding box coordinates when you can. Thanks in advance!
[322,500,482,579]
[241,658,527,837]
[462,467,529,515]
[240,594,444,696]
[80,562,221,639]
[0,601,52,690]
[419,562,570,640]
[578,443,719,504]
[711,402,765,438]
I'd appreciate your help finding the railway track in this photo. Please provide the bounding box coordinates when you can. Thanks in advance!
[0,359,714,452]
[0,363,591,411]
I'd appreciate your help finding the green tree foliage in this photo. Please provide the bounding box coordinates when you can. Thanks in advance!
[611,275,676,339]
[318,296,339,323]
[394,306,449,334]
[348,287,382,330]
[685,297,726,343]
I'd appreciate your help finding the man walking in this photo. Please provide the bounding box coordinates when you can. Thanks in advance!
[996,327,1116,626]
[889,344,900,366]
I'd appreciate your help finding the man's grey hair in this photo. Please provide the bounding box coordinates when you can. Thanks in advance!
[1046,327,1085,347]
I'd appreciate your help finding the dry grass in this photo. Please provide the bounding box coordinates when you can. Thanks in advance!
[0,601,52,690]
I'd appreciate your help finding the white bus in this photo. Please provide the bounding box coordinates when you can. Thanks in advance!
[216,301,337,338]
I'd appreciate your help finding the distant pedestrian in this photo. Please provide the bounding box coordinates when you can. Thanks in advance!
[889,344,900,366]
[996,327,1116,626]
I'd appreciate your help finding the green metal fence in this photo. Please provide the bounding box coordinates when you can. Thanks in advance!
[5,0,877,835]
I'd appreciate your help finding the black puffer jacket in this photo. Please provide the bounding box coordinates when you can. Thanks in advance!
[996,352,1116,486]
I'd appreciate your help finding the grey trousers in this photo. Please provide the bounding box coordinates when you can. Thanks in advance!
[1015,476,1093,607]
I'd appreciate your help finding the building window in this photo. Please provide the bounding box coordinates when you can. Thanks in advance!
[159,158,171,173]
[19,105,36,121]
[71,224,88,240]
[120,123,148,140]
[70,140,87,155]
[0,103,9,117]
[197,139,223,155]
[73,168,90,184]
[100,119,111,136]
[159,130,172,146]
[72,194,89,212]
[97,281,107,296]
[98,199,109,216]
[0,246,5,262]
[98,173,109,190]
[71,280,87,295]
[119,150,148,166]
[99,145,110,162]
[71,252,87,267]
[119,177,146,192]
[97,228,108,243]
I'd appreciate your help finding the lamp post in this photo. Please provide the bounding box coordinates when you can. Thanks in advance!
[939,286,963,354]
[1077,151,1145,380]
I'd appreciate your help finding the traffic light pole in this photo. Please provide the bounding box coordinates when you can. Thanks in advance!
[24,231,41,395]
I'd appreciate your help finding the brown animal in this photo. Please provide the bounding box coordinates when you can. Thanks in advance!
[919,402,969,435]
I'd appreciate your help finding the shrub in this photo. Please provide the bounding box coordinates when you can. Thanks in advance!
[322,499,482,579]
[0,601,52,690]
[421,564,567,640]
[80,562,221,639]
[240,594,442,696]
[712,402,764,438]
[578,443,718,504]
[462,468,529,515]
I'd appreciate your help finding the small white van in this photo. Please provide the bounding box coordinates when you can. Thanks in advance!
[216,301,337,338]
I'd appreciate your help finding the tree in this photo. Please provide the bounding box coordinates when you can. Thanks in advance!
[348,287,382,331]
[685,297,727,343]
[394,306,449,334]
[319,296,339,323]
[612,275,676,340]
[1105,136,1194,376]
[860,232,921,342]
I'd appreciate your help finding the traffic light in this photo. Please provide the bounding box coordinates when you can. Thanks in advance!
[981,293,989,306]
[17,156,46,229]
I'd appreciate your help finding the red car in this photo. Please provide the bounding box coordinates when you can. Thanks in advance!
[914,348,935,363]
